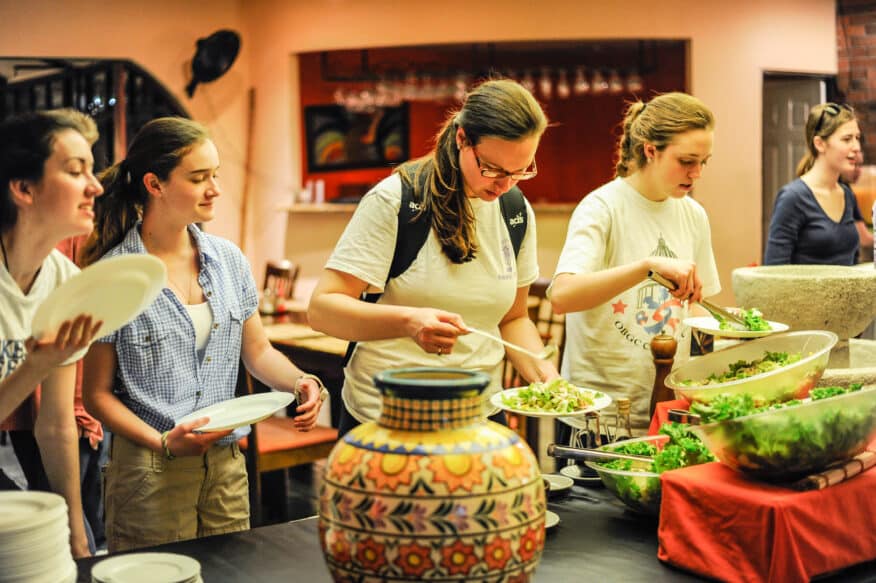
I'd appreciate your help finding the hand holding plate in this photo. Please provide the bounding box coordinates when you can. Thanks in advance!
[166,417,232,456]
[24,314,102,369]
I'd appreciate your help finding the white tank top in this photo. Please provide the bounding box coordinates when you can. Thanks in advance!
[185,301,213,361]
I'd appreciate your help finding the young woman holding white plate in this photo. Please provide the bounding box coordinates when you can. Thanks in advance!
[81,117,326,552]
[0,109,105,558]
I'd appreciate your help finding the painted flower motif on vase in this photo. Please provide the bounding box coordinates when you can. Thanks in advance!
[428,453,486,493]
[365,452,421,491]
[517,525,543,563]
[325,529,352,565]
[355,536,388,572]
[327,443,365,480]
[440,539,478,576]
[491,442,535,482]
[483,535,513,571]
[394,541,435,577]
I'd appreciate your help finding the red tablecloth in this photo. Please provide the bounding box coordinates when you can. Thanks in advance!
[649,399,876,582]
[658,461,876,583]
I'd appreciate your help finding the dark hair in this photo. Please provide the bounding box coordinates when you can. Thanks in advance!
[615,92,715,178]
[796,103,856,176]
[396,78,548,263]
[81,117,209,266]
[0,109,98,233]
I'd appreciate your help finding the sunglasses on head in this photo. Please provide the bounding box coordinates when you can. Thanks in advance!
[814,103,853,134]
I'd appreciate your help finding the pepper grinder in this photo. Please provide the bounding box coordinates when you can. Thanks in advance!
[649,333,677,418]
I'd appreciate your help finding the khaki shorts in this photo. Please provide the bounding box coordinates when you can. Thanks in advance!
[104,434,249,553]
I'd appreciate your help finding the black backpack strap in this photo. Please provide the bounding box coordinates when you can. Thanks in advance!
[499,185,528,257]
[343,171,431,366]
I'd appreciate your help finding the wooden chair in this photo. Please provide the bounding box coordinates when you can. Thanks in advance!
[263,260,300,300]
[236,366,338,525]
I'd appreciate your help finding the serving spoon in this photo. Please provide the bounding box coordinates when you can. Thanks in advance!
[465,326,558,360]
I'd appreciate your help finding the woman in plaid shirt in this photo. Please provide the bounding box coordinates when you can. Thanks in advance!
[81,117,325,552]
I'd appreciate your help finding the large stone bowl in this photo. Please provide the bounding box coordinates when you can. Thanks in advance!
[732,265,876,339]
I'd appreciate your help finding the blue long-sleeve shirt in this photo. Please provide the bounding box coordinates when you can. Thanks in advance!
[764,178,862,266]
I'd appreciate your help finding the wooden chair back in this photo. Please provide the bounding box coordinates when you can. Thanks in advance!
[263,260,300,300]
[236,365,337,525]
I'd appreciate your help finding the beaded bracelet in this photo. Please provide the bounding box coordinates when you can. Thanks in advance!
[160,430,176,460]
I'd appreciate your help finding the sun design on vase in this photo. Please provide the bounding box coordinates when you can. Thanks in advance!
[328,444,366,481]
[428,454,486,493]
[491,443,535,482]
[483,535,513,570]
[365,453,421,491]
[440,539,478,576]
[355,536,388,571]
[394,541,435,577]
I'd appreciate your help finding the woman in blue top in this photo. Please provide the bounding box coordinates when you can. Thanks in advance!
[764,103,864,266]
[81,117,325,552]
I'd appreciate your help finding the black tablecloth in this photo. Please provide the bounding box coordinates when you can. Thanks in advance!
[75,484,876,582]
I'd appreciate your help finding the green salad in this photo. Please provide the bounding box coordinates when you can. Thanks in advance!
[593,423,715,515]
[501,378,601,413]
[690,384,876,481]
[680,351,802,386]
[718,307,771,331]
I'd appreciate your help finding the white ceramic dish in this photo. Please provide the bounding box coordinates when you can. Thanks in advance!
[490,386,612,418]
[544,510,560,530]
[558,464,604,487]
[91,552,200,583]
[175,392,294,432]
[683,316,789,339]
[542,473,574,495]
[31,254,166,341]
[0,491,67,533]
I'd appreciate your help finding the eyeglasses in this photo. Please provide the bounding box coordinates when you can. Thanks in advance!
[471,147,538,181]
[814,103,853,134]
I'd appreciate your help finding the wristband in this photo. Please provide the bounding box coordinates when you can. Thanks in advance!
[160,430,176,460]
[296,373,329,403]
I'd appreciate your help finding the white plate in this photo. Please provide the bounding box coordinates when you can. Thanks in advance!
[559,464,605,487]
[542,473,574,495]
[174,392,295,432]
[683,316,789,339]
[544,510,560,530]
[490,386,612,418]
[0,491,67,533]
[92,552,200,583]
[31,254,166,341]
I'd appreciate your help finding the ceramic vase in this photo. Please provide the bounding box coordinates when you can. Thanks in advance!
[318,368,546,582]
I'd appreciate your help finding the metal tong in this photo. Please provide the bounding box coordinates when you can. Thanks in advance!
[547,443,654,464]
[647,270,748,329]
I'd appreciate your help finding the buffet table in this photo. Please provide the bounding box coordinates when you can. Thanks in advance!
[73,484,875,582]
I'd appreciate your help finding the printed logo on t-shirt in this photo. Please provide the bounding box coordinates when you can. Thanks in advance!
[608,235,687,350]
[0,340,26,380]
[499,238,514,280]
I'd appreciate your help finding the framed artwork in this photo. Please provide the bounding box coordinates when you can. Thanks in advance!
[304,103,409,172]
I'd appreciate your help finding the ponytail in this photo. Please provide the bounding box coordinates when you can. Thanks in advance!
[615,101,647,177]
[80,161,145,266]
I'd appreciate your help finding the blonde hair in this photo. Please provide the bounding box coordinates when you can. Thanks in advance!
[796,103,856,176]
[615,92,715,178]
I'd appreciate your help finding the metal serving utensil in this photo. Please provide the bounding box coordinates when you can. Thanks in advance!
[647,270,748,329]
[465,326,558,360]
[547,443,654,464]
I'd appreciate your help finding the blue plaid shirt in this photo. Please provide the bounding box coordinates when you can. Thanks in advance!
[98,223,258,444]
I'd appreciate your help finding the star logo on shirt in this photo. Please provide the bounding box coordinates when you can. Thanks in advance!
[611,299,627,314]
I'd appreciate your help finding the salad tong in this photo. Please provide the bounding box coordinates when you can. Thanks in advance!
[647,271,748,329]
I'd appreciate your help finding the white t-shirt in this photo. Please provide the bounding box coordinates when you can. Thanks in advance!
[325,173,540,423]
[0,250,80,384]
[555,177,721,430]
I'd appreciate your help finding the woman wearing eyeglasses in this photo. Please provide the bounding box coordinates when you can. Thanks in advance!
[309,79,559,436]
[549,93,721,431]
[764,102,865,265]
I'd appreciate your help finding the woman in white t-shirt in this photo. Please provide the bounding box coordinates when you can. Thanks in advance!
[550,93,721,431]
[0,109,104,557]
[309,79,559,436]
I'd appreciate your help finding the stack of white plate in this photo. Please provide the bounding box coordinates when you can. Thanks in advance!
[0,491,77,582]
[91,552,202,583]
